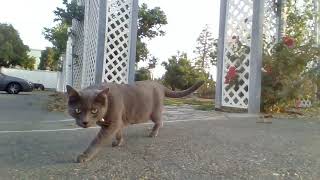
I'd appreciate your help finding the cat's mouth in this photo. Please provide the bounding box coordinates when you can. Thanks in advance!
[81,123,90,128]
[76,121,91,128]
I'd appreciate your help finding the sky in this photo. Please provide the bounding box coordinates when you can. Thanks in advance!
[0,0,220,78]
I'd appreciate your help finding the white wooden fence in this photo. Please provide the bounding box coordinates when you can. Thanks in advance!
[1,67,59,89]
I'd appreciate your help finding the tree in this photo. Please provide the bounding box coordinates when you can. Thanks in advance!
[137,4,167,63]
[43,0,83,57]
[53,0,84,26]
[194,25,217,69]
[162,52,207,90]
[148,56,158,69]
[38,47,59,71]
[43,23,69,57]
[22,56,36,70]
[42,0,84,71]
[135,67,151,81]
[0,23,35,70]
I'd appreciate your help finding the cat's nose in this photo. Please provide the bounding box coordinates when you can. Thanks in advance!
[83,122,88,126]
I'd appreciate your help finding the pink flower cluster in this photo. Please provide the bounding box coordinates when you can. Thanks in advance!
[283,36,295,48]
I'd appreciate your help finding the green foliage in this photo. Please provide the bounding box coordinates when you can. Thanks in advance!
[135,67,151,81]
[136,3,167,63]
[43,23,68,56]
[22,56,36,70]
[162,52,207,90]
[0,23,35,70]
[136,39,149,63]
[194,25,217,68]
[138,4,167,39]
[261,0,320,112]
[38,47,60,71]
[53,0,84,26]
[197,77,216,99]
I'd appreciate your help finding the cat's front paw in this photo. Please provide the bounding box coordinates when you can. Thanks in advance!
[112,140,124,147]
[76,154,89,163]
[149,131,158,138]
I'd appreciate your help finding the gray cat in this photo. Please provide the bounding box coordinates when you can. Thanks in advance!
[66,80,204,163]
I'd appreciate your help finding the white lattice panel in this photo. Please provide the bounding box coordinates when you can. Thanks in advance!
[103,0,133,84]
[71,19,84,89]
[222,0,253,108]
[314,0,320,44]
[59,54,67,92]
[296,99,312,108]
[81,0,100,88]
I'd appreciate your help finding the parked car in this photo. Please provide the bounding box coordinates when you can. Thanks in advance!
[33,83,45,91]
[0,73,33,94]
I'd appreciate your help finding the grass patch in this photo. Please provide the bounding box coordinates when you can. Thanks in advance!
[164,98,214,111]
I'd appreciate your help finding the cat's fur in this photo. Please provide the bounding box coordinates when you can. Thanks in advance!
[66,80,204,163]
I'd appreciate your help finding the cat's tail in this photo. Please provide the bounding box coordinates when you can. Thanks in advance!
[164,81,204,98]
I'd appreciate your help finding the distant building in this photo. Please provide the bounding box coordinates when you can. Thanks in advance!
[28,49,42,69]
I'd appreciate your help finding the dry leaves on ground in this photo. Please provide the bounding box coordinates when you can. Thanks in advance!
[47,92,67,112]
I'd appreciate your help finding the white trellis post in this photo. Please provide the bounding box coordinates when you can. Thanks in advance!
[56,55,66,92]
[314,0,320,45]
[278,0,286,40]
[248,0,264,113]
[127,0,139,84]
[60,54,67,92]
[314,0,320,101]
[215,0,228,109]
[65,29,73,86]
[94,0,107,84]
[216,0,269,113]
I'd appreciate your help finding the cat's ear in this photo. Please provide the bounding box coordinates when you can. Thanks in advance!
[66,85,79,98]
[95,87,109,104]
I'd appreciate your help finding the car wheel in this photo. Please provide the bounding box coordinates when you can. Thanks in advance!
[40,85,45,91]
[6,83,21,94]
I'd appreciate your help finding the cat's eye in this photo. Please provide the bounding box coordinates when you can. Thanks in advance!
[91,108,98,114]
[75,108,81,114]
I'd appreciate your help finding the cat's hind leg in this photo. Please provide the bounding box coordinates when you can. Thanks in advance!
[149,111,163,137]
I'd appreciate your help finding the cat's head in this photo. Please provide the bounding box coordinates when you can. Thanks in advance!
[66,85,109,128]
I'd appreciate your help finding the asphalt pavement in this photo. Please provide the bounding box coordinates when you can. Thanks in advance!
[0,92,319,179]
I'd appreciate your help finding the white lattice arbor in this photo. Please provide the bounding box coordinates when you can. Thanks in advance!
[216,0,281,113]
[61,0,138,90]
